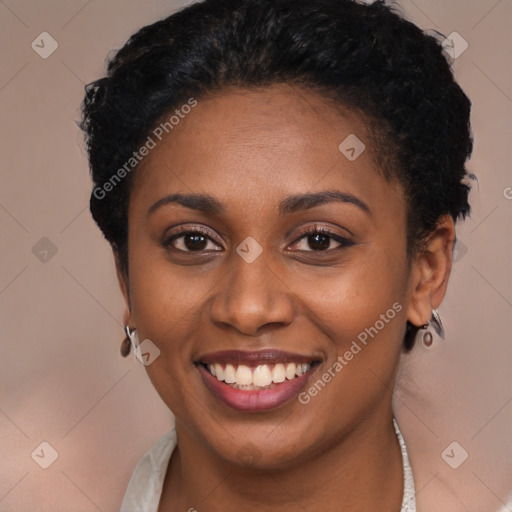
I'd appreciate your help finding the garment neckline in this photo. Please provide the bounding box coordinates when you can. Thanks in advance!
[121,418,416,511]
[394,418,417,511]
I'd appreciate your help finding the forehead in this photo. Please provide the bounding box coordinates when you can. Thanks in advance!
[131,83,404,220]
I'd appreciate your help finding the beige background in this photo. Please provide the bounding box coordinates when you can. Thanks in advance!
[0,0,511,510]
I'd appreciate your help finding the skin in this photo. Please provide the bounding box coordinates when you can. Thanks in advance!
[116,83,455,511]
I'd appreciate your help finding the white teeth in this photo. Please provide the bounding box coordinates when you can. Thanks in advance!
[253,365,273,387]
[224,364,236,384]
[272,363,286,383]
[285,363,297,380]
[235,365,253,385]
[206,362,312,387]
[214,363,224,381]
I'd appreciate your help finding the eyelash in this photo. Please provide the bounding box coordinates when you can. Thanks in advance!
[163,225,220,251]
[292,225,354,252]
[162,224,354,253]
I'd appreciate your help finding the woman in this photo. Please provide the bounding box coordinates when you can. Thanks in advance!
[80,0,489,510]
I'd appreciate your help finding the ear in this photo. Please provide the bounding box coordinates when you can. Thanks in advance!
[406,215,456,327]
[114,251,133,328]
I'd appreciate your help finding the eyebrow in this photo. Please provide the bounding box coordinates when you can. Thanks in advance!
[279,189,370,216]
[148,189,371,216]
[148,193,223,216]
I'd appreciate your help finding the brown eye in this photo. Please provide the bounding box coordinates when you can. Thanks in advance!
[164,227,223,253]
[305,233,332,251]
[182,233,209,251]
[291,226,354,252]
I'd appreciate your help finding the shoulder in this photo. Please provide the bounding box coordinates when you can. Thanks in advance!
[120,428,177,512]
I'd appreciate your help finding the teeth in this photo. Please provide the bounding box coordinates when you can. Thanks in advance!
[224,364,236,384]
[214,363,224,381]
[206,362,312,387]
[235,365,253,385]
[253,365,273,387]
[285,363,296,380]
[272,363,286,383]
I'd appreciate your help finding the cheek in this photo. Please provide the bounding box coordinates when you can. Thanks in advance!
[292,249,409,414]
[125,223,193,363]
[291,263,408,428]
[127,254,214,415]
[128,255,214,348]
[294,246,409,346]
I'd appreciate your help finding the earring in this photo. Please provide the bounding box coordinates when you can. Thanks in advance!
[121,326,139,357]
[429,309,445,339]
[420,309,445,347]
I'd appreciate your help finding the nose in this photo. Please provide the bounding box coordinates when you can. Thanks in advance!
[209,253,294,336]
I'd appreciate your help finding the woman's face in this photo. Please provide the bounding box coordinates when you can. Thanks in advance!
[123,83,415,468]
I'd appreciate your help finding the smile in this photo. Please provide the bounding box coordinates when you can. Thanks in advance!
[205,362,312,389]
[195,350,321,412]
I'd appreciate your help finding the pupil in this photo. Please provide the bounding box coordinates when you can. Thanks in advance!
[308,233,329,250]
[185,234,207,250]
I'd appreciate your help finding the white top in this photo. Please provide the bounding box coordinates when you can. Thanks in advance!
[120,419,416,511]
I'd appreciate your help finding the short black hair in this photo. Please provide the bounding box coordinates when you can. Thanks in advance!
[80,0,473,350]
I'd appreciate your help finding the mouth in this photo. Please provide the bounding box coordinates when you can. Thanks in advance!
[194,350,322,412]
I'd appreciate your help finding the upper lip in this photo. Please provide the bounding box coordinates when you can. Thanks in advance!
[197,349,321,366]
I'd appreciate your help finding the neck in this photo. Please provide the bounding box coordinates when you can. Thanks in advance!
[160,409,403,512]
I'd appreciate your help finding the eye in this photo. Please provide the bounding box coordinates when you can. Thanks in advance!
[163,226,223,252]
[290,225,354,252]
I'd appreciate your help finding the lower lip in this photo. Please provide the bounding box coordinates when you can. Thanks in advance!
[197,364,316,412]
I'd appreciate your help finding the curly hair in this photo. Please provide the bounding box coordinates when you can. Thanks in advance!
[80,0,473,350]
